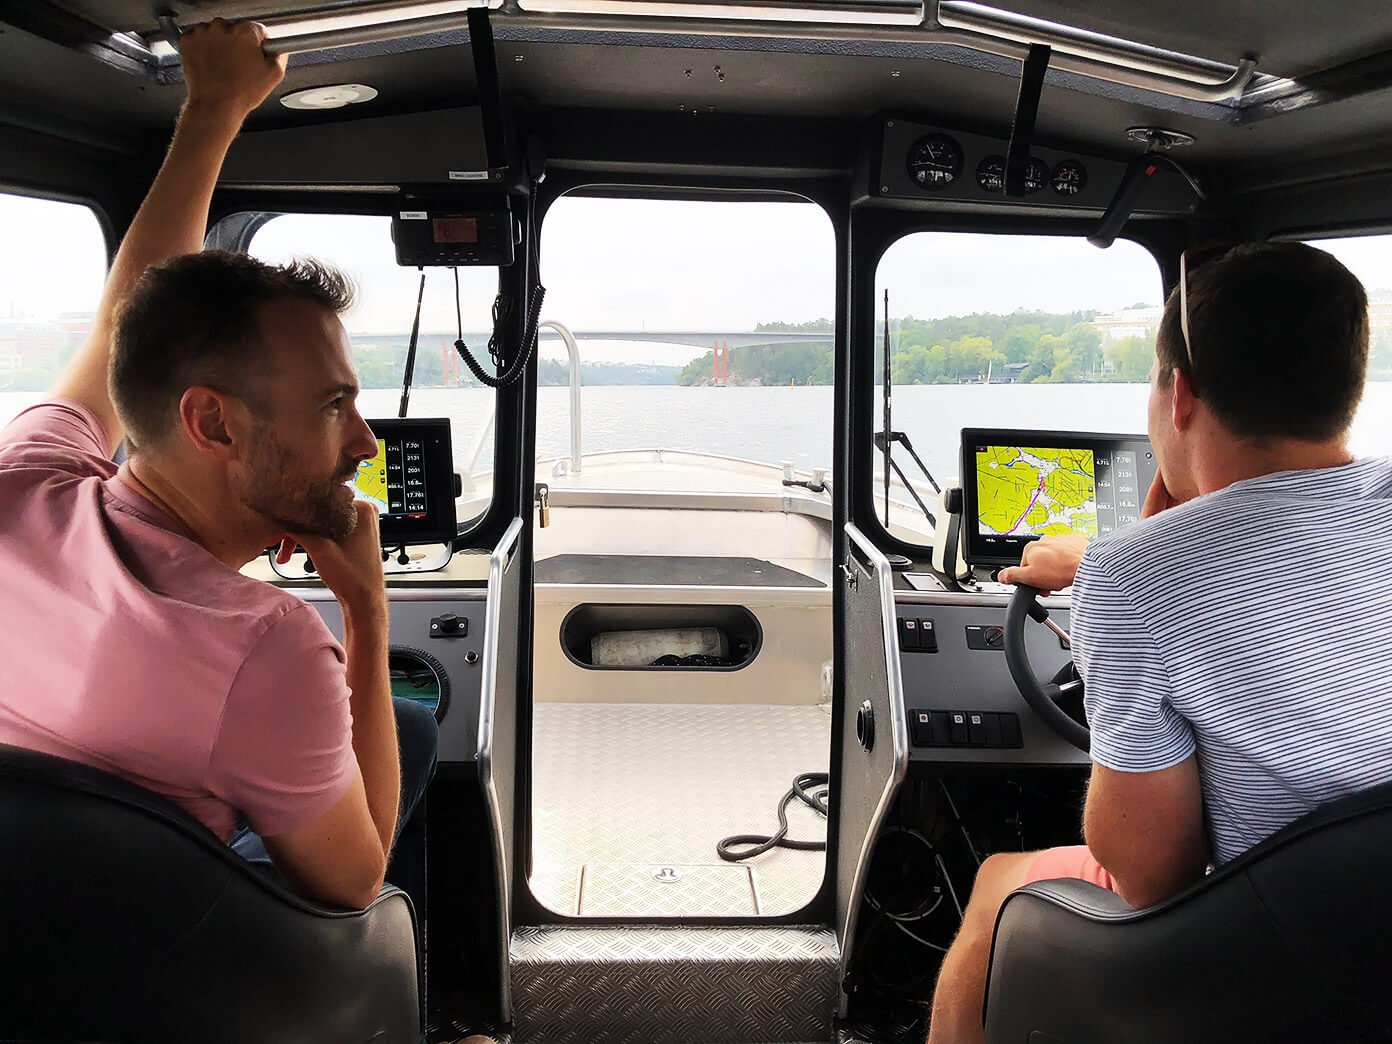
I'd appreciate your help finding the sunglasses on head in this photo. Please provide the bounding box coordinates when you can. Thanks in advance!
[1178,241,1238,373]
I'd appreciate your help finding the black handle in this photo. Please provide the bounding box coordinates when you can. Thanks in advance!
[1089,154,1158,249]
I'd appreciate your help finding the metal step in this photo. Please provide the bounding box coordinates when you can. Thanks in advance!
[510,924,840,1044]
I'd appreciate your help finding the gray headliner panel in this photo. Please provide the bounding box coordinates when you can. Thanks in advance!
[8,4,1392,220]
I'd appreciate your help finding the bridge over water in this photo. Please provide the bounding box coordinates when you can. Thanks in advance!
[441,329,835,353]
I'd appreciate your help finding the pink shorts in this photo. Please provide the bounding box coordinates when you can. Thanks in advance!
[1023,845,1118,892]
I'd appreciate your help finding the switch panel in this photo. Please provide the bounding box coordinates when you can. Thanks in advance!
[897,616,938,653]
[909,708,1023,749]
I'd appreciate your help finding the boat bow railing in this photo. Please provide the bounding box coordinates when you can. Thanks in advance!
[540,319,583,476]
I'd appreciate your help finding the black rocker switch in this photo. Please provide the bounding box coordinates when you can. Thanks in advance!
[430,613,467,638]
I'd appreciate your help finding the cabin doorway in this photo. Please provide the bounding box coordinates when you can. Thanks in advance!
[526,192,838,918]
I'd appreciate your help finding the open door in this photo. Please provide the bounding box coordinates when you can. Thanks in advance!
[477,517,525,1021]
[835,523,910,1013]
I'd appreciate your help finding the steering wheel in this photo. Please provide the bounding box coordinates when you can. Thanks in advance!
[1004,584,1090,751]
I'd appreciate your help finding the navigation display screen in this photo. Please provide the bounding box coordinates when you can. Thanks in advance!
[432,217,478,243]
[961,428,1156,567]
[354,418,457,547]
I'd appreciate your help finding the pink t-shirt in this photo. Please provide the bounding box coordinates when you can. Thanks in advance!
[0,401,356,841]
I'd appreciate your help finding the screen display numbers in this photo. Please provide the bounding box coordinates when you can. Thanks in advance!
[383,437,429,519]
[1095,450,1142,532]
[432,217,479,244]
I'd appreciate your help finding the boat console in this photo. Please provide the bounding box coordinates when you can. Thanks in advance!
[896,427,1156,769]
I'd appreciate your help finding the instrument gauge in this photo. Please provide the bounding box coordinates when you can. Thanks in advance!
[906,133,964,190]
[976,154,1006,193]
[1051,159,1088,196]
[1023,157,1049,194]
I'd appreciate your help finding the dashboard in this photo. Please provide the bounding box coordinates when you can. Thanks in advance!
[298,588,488,768]
[895,589,1087,767]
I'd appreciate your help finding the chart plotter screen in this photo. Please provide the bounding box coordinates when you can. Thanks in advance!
[353,418,456,546]
[960,428,1156,567]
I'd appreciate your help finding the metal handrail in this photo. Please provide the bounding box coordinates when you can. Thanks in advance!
[540,319,583,474]
[935,2,1258,98]
[151,0,1262,107]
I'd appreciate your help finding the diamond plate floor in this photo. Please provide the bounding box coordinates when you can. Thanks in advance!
[530,703,831,917]
[511,924,838,1044]
[578,861,760,917]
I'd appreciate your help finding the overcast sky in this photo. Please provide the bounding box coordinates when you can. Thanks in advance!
[4,192,1392,367]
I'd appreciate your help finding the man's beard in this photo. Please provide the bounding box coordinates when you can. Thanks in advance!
[236,424,360,540]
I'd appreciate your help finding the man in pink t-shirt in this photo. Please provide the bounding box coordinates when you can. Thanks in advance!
[0,21,434,911]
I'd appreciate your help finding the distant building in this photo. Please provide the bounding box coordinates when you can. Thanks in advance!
[1366,289,1392,337]
[1090,306,1162,343]
[0,318,64,369]
[1000,361,1030,383]
[57,311,96,339]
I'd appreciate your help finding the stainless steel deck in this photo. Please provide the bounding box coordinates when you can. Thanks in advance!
[529,702,831,917]
[510,924,839,1044]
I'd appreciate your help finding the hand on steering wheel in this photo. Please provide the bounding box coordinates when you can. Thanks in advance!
[997,534,1089,595]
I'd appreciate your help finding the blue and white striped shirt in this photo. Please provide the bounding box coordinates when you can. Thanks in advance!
[1072,457,1392,865]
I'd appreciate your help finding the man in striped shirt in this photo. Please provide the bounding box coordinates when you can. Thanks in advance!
[927,241,1391,1044]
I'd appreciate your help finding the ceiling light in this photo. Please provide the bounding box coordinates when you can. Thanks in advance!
[280,84,380,110]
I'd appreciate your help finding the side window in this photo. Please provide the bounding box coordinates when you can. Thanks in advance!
[246,213,499,525]
[0,194,107,428]
[1300,236,1392,459]
[873,232,1163,543]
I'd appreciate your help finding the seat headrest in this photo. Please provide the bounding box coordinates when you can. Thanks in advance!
[0,741,224,850]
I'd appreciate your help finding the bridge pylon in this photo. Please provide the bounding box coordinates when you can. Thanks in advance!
[713,339,730,387]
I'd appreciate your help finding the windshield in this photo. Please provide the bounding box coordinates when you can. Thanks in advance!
[871,232,1164,542]
[535,195,836,487]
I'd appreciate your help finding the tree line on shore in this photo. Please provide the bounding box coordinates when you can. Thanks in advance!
[12,310,1392,391]
[677,310,1159,386]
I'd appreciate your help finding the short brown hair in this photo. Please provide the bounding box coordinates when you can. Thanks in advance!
[110,250,355,449]
[1155,241,1368,442]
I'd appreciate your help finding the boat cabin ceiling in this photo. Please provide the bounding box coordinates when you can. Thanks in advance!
[6,0,1392,238]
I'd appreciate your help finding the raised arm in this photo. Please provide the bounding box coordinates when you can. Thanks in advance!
[49,19,285,455]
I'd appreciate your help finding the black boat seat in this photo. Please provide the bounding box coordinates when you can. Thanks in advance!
[0,741,421,1043]
[983,779,1392,1043]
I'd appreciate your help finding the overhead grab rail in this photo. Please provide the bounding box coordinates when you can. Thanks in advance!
[140,0,1261,107]
[1089,128,1205,248]
[934,2,1259,102]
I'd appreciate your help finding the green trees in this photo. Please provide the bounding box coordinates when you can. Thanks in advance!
[1104,336,1154,382]
[678,340,831,386]
[331,309,1156,389]
[674,310,1157,386]
[884,309,1150,386]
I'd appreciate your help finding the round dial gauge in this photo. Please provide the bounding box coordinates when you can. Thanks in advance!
[907,133,963,190]
[976,154,1006,193]
[1023,157,1049,194]
[1051,158,1088,196]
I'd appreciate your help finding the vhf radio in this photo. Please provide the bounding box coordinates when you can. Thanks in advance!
[391,194,516,267]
